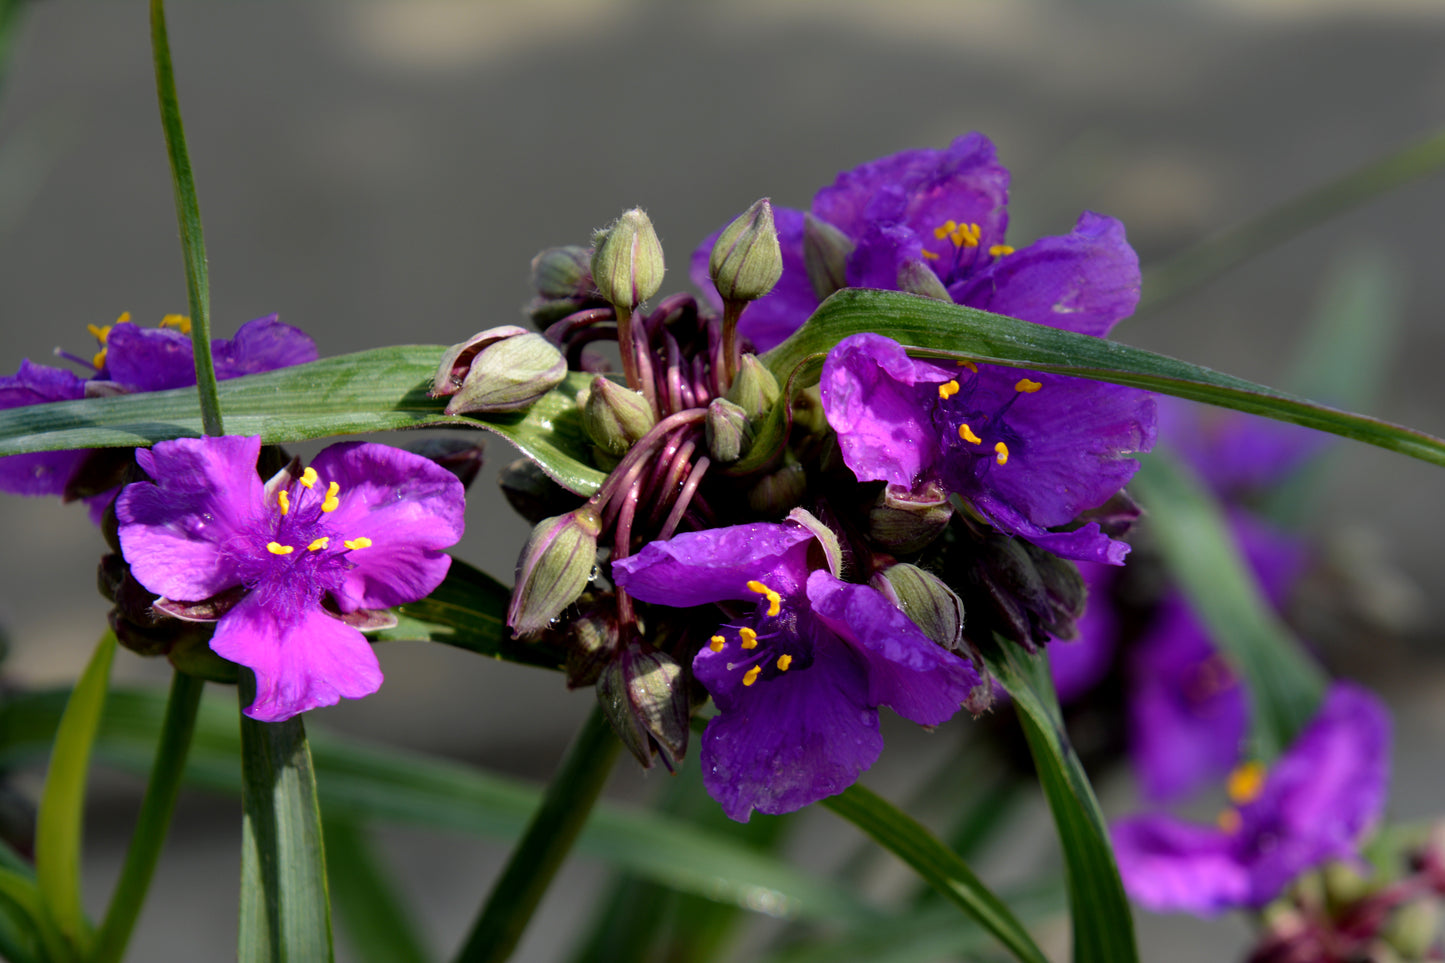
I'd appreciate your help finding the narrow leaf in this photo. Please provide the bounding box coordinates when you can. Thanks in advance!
[324,817,430,963]
[0,866,58,963]
[34,631,114,958]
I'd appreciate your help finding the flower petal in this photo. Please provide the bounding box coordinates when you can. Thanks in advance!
[690,206,814,353]
[806,571,977,726]
[612,521,817,606]
[212,315,319,379]
[1157,396,1330,502]
[845,224,926,291]
[103,324,195,391]
[1111,814,1248,916]
[211,595,383,722]
[1048,561,1119,702]
[693,633,880,821]
[0,360,91,496]
[305,442,465,610]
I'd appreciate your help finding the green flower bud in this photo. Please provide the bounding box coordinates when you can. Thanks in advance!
[531,245,594,299]
[497,457,585,524]
[705,398,752,464]
[507,508,601,637]
[803,212,853,301]
[564,600,619,689]
[747,459,807,516]
[590,208,665,309]
[432,326,567,415]
[1383,897,1442,959]
[723,353,780,421]
[709,197,783,303]
[597,644,689,770]
[896,259,952,301]
[583,376,656,456]
[871,563,965,653]
[868,482,953,553]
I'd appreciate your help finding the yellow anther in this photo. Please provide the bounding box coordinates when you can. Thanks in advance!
[958,360,978,372]
[746,580,782,617]
[739,627,758,649]
[87,324,111,342]
[988,244,1015,257]
[1226,761,1267,806]
[938,379,960,400]
[344,537,372,551]
[994,441,1010,465]
[933,220,959,240]
[277,490,290,515]
[776,654,793,672]
[1216,810,1243,834]
[307,537,330,552]
[742,665,762,687]
[266,541,294,556]
[1014,378,1042,394]
[159,314,192,334]
[959,423,983,445]
[115,312,132,325]
[300,467,318,489]
[91,349,108,369]
[949,222,981,248]
[921,249,940,260]
[321,481,341,513]
[709,635,726,653]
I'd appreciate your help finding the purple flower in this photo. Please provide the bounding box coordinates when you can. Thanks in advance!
[0,314,317,512]
[1047,561,1119,703]
[1112,682,1391,917]
[1157,396,1328,504]
[115,435,465,721]
[612,515,981,821]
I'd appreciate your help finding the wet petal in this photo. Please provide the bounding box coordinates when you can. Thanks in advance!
[613,521,817,606]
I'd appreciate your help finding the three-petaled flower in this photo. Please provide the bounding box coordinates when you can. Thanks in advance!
[116,435,465,721]
[612,512,981,821]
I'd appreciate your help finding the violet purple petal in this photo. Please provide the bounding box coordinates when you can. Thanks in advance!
[612,521,817,605]
[1112,815,1250,916]
[102,324,195,391]
[1048,561,1119,702]
[212,315,319,379]
[0,360,90,496]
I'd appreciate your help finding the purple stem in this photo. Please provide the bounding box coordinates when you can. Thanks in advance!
[589,408,707,510]
[658,455,710,540]
[544,307,615,346]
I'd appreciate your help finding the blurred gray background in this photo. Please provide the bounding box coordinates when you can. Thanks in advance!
[1,1,1444,960]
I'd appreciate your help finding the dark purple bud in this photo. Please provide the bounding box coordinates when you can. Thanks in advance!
[868,482,953,553]
[709,198,783,303]
[591,208,665,309]
[705,398,752,464]
[432,326,566,415]
[565,600,619,689]
[596,643,689,771]
[746,460,807,517]
[803,212,853,301]
[508,508,601,637]
[1074,489,1143,539]
[871,563,965,653]
[583,376,655,456]
[498,457,586,524]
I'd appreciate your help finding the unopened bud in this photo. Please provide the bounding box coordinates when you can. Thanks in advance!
[724,354,780,422]
[565,603,619,689]
[710,198,783,303]
[432,326,567,415]
[507,508,601,637]
[583,376,655,456]
[1384,897,1442,959]
[498,457,585,524]
[531,245,594,299]
[868,482,953,553]
[747,459,807,516]
[872,563,965,653]
[597,644,689,770]
[803,212,853,301]
[591,208,665,309]
[897,259,952,301]
[705,398,752,464]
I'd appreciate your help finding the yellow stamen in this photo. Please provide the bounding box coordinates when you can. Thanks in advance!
[266,541,294,556]
[1226,761,1266,806]
[933,220,959,240]
[87,324,111,342]
[920,249,940,260]
[958,360,978,372]
[277,490,290,515]
[994,441,1009,465]
[951,222,981,248]
[307,537,330,551]
[739,627,758,649]
[709,635,726,653]
[300,467,318,489]
[746,579,782,617]
[115,312,132,325]
[91,348,108,369]
[1014,378,1042,394]
[1216,810,1242,834]
[321,481,341,513]
[344,537,372,551]
[938,379,960,400]
[776,654,793,672]
[988,244,1014,257]
[159,314,192,334]
[959,423,982,445]
[742,665,762,687]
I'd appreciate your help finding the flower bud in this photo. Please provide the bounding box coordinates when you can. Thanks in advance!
[872,563,965,653]
[896,259,951,301]
[565,600,619,689]
[596,643,689,771]
[705,398,752,464]
[868,482,953,554]
[747,459,806,516]
[590,208,665,309]
[724,353,780,422]
[583,376,656,456]
[531,245,594,300]
[803,212,853,301]
[1383,897,1442,959]
[498,457,585,524]
[432,326,567,415]
[709,198,783,303]
[507,508,601,637]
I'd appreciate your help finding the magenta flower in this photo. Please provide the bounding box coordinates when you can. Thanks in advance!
[1111,682,1391,917]
[116,435,465,721]
[0,314,316,514]
[612,515,980,821]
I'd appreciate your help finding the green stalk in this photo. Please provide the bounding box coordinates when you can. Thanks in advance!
[452,706,620,963]
[91,670,205,963]
[150,0,221,436]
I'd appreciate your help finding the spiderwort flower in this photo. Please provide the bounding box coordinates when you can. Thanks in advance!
[612,513,981,821]
[115,435,465,721]
[1111,682,1391,916]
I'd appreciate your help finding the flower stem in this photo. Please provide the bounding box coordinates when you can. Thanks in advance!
[452,705,620,963]
[91,670,205,963]
[150,0,222,436]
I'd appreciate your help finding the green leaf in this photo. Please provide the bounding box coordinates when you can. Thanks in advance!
[0,350,606,496]
[238,681,334,963]
[1132,451,1327,759]
[34,631,114,959]
[823,785,1049,963]
[978,637,1137,963]
[324,817,431,963]
[0,866,64,963]
[761,289,1445,470]
[0,687,869,925]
